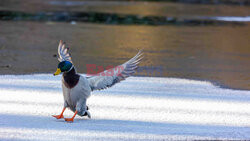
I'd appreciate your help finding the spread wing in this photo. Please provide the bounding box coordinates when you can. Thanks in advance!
[57,40,72,63]
[87,50,143,91]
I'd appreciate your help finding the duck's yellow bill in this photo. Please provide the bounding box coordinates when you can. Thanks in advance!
[54,68,61,76]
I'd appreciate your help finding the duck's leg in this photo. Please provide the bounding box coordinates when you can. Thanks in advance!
[65,111,78,122]
[52,107,66,119]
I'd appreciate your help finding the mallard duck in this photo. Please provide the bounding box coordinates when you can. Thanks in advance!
[52,40,143,122]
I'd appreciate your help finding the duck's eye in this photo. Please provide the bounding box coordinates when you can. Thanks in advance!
[62,65,67,70]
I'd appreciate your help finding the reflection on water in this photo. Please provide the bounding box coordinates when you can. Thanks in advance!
[0,10,247,26]
[0,0,249,90]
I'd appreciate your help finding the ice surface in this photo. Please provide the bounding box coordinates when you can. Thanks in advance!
[212,16,250,22]
[0,74,250,140]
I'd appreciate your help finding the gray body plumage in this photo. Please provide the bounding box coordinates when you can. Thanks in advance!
[62,75,91,116]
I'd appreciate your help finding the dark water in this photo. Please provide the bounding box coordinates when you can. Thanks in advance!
[0,0,249,90]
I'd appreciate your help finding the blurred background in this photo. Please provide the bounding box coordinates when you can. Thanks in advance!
[0,0,249,90]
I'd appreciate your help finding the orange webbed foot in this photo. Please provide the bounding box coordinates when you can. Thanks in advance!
[64,111,78,122]
[64,118,74,122]
[52,115,64,119]
[52,107,66,119]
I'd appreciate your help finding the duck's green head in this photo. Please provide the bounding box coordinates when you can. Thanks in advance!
[54,61,73,76]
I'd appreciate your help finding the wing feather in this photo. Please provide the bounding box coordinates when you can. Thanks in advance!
[57,40,72,63]
[87,50,143,91]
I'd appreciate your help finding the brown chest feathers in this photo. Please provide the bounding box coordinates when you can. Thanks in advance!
[63,67,80,89]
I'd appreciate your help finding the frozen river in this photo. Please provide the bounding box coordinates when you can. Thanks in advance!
[0,74,249,140]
